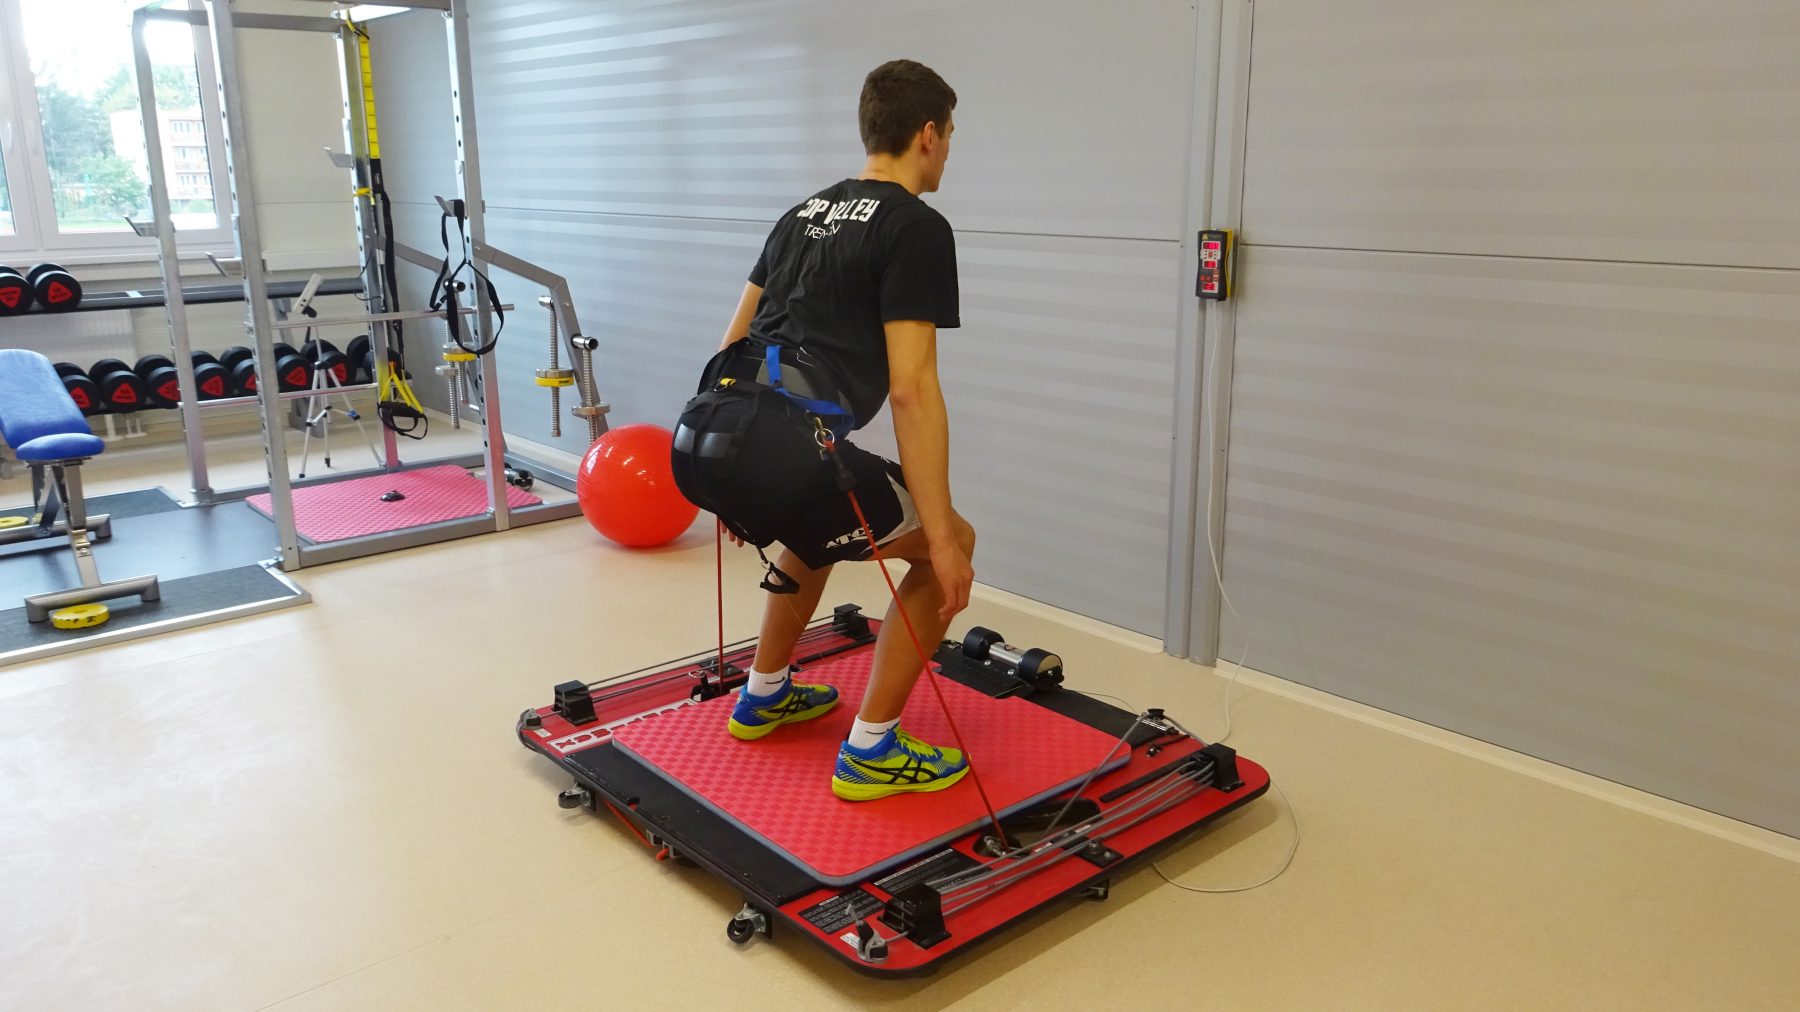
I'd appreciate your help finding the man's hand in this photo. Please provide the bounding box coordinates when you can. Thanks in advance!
[929,537,973,621]
[719,518,745,547]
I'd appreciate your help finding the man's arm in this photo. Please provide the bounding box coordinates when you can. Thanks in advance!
[885,320,954,541]
[887,319,972,617]
[719,282,763,351]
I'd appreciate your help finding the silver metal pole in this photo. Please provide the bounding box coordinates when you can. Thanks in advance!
[474,239,610,441]
[446,0,510,530]
[1186,0,1257,665]
[204,0,300,569]
[134,9,211,499]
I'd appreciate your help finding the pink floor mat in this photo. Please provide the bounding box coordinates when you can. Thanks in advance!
[245,465,541,543]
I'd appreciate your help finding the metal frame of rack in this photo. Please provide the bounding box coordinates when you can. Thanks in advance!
[132,0,609,571]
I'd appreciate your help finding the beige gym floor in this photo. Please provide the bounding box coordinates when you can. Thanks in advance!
[1,435,1796,1011]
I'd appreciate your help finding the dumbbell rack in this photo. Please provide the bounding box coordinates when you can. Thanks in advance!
[127,0,608,573]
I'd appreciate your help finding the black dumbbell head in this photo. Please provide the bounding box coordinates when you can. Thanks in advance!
[29,264,82,311]
[0,267,31,315]
[229,358,258,396]
[135,355,175,380]
[193,358,231,400]
[274,351,313,392]
[97,369,150,413]
[219,346,255,373]
[136,355,181,407]
[316,349,351,386]
[346,335,372,384]
[962,626,1004,661]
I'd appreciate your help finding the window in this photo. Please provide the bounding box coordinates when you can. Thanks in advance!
[0,0,231,257]
[0,150,13,236]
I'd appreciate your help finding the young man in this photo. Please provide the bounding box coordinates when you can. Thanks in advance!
[675,60,975,802]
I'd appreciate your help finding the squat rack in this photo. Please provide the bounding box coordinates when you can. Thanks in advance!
[131,0,608,571]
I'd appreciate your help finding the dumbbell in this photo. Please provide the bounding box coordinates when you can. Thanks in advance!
[346,335,371,384]
[190,351,231,400]
[54,363,105,416]
[271,343,314,392]
[27,264,83,311]
[961,627,1064,689]
[0,266,33,315]
[302,338,351,386]
[134,355,182,408]
[90,359,150,413]
[220,346,258,395]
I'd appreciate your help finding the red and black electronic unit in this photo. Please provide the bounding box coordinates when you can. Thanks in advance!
[516,603,1270,976]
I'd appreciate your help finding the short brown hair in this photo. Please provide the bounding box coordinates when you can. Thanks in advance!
[858,60,956,156]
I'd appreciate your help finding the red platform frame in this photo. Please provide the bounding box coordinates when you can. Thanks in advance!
[517,609,1270,976]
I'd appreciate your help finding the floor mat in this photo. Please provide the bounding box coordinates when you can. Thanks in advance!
[610,646,1130,885]
[244,465,540,543]
[1,486,183,523]
[0,565,305,662]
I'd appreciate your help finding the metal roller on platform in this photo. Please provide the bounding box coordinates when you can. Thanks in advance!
[960,626,1064,690]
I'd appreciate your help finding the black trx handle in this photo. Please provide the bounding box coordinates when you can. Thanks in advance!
[430,198,505,356]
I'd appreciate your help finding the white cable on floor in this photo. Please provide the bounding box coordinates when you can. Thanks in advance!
[1153,780,1299,893]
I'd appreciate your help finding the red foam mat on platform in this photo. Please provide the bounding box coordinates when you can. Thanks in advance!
[610,648,1129,885]
[245,465,540,543]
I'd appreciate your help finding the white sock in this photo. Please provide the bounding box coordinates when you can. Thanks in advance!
[846,716,900,751]
[745,665,791,697]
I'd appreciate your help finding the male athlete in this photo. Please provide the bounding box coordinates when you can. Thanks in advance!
[672,60,974,802]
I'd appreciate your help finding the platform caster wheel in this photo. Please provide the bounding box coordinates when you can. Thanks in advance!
[727,904,770,945]
[557,785,592,811]
[1082,880,1111,901]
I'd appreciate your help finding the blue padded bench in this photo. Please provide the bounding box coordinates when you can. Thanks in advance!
[0,349,160,622]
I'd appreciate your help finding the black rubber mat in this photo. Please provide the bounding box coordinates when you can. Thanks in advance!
[0,499,277,598]
[0,486,183,523]
[0,565,302,655]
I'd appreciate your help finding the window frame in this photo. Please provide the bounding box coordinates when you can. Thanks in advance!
[0,0,234,265]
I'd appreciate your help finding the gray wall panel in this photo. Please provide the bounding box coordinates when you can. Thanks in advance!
[466,0,1195,240]
[1218,245,1800,835]
[1242,0,1800,269]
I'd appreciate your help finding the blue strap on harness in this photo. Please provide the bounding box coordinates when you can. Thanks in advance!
[764,343,854,442]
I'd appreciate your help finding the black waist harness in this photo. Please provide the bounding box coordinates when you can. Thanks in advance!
[670,343,858,591]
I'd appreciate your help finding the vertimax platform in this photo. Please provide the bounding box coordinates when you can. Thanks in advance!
[518,605,1270,976]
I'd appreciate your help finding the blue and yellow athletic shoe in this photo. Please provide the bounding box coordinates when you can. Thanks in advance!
[831,726,970,802]
[727,678,840,740]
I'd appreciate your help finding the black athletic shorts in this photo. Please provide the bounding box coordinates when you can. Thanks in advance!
[771,438,920,571]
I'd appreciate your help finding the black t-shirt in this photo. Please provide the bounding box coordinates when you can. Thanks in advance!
[746,178,959,429]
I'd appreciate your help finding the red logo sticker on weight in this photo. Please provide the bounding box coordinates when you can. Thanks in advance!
[203,377,225,397]
[0,288,18,308]
[48,282,73,302]
[73,389,91,408]
[114,385,138,404]
[160,382,181,401]
[331,364,348,383]
[286,368,307,387]
[243,374,257,391]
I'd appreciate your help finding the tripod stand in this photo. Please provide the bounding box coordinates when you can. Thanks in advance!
[295,353,382,480]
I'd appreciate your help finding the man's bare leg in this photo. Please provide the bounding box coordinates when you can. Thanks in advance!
[857,517,976,723]
[750,547,833,676]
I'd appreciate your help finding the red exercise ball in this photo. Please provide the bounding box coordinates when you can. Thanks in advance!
[576,423,699,548]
